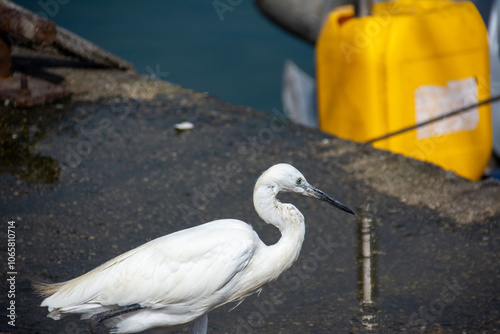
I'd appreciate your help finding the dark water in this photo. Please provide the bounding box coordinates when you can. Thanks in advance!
[15,0,315,113]
[12,0,497,115]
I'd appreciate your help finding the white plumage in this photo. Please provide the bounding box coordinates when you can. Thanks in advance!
[37,163,355,333]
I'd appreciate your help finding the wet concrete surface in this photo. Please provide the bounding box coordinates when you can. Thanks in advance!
[0,68,499,333]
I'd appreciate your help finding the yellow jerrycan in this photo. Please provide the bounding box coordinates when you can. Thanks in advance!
[316,0,492,181]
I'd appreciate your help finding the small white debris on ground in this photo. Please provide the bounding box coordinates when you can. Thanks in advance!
[174,121,194,131]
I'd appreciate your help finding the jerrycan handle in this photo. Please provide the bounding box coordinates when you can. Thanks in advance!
[355,0,373,17]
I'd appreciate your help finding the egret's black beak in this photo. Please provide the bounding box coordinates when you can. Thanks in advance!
[305,185,357,216]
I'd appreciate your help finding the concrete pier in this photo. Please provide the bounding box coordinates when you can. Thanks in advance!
[0,57,499,332]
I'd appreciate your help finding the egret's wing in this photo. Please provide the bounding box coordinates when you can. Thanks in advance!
[41,220,258,314]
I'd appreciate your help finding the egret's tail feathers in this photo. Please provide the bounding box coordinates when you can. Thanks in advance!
[33,281,66,298]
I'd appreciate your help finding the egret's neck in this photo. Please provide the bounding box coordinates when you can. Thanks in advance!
[253,184,306,274]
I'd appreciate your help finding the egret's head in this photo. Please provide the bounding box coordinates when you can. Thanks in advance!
[258,163,356,216]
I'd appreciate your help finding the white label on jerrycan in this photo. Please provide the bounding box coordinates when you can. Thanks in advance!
[415,77,479,139]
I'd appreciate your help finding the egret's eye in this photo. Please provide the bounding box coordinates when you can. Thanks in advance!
[296,177,302,185]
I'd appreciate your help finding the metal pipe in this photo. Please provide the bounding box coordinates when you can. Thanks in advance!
[355,0,373,17]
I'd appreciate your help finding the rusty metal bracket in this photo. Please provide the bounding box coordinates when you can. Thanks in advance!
[0,72,68,108]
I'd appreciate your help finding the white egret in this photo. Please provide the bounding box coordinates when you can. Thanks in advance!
[36,163,356,334]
